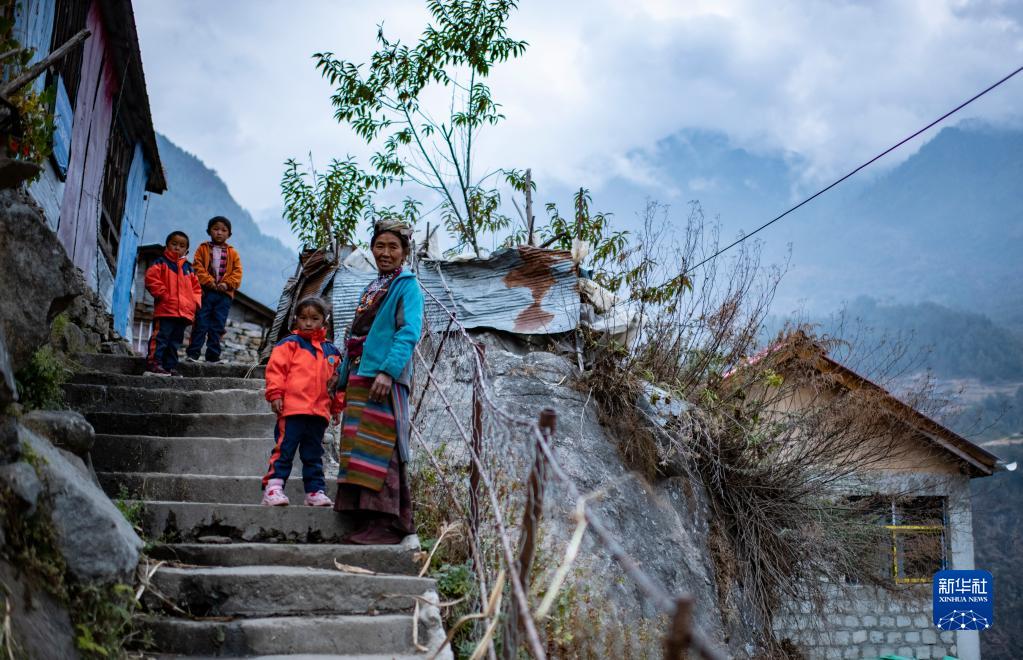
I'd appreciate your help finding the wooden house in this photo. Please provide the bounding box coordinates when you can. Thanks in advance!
[12,0,165,341]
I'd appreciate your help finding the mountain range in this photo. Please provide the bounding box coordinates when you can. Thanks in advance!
[147,121,1023,347]
[142,134,296,307]
[580,121,1022,332]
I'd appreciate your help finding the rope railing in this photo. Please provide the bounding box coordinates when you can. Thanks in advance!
[409,276,728,660]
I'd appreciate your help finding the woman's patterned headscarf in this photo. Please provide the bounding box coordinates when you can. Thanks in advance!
[372,218,413,244]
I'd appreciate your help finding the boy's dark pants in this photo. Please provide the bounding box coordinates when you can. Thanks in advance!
[147,317,189,371]
[262,414,328,494]
[187,289,232,361]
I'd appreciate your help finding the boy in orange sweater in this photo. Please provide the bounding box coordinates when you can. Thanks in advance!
[186,216,243,363]
[145,231,202,376]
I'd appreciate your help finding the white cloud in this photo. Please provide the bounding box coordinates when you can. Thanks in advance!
[135,0,1023,221]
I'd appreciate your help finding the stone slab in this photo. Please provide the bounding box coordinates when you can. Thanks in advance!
[74,353,265,379]
[93,436,274,475]
[65,383,266,414]
[86,412,277,438]
[70,371,264,391]
[140,614,427,656]
[98,471,346,502]
[148,538,421,575]
[101,471,301,503]
[145,565,435,616]
[148,650,439,654]
[139,500,359,543]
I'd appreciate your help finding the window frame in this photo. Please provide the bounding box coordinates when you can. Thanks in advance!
[883,497,948,585]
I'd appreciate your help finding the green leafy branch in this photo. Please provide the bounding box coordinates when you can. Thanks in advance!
[280,155,384,249]
[298,0,527,255]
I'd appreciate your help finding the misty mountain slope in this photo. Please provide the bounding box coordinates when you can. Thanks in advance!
[766,297,1023,383]
[587,123,1022,329]
[808,124,1023,322]
[144,134,295,306]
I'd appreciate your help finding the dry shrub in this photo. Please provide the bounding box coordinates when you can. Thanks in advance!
[584,339,660,481]
[586,200,949,651]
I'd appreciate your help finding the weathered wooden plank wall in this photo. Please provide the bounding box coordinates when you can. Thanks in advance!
[13,0,56,94]
[57,0,117,288]
[14,0,64,230]
[26,163,64,230]
[110,142,149,338]
[51,76,73,175]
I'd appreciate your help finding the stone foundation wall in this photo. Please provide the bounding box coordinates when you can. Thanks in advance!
[215,319,264,365]
[152,319,265,366]
[774,584,957,659]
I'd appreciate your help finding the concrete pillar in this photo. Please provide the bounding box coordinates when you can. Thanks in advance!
[947,476,980,660]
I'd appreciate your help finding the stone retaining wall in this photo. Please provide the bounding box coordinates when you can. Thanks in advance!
[774,584,957,659]
[214,319,264,365]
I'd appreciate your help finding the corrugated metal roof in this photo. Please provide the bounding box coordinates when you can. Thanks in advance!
[332,247,579,339]
[263,248,341,360]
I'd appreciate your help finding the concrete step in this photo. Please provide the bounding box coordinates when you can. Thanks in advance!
[86,412,277,438]
[99,472,345,503]
[93,436,278,475]
[148,650,439,654]
[139,500,360,543]
[140,614,432,656]
[64,383,267,414]
[70,371,264,391]
[74,353,265,379]
[148,539,421,575]
[145,565,434,617]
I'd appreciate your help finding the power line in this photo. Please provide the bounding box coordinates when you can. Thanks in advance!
[682,62,1023,277]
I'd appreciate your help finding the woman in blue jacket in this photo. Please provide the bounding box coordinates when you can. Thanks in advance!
[334,219,425,545]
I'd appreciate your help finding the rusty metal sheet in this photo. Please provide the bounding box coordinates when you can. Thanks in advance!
[331,247,579,338]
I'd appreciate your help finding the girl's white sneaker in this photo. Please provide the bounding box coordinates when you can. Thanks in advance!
[261,479,289,506]
[304,491,333,507]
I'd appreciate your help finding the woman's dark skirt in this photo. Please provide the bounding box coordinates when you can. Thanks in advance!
[334,448,414,536]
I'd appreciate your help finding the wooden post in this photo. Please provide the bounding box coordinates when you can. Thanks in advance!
[663,597,693,660]
[525,168,535,247]
[1,29,90,98]
[519,409,554,579]
[503,409,556,659]
[469,343,486,543]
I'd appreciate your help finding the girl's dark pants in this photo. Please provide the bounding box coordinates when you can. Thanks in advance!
[263,414,328,494]
[187,289,232,361]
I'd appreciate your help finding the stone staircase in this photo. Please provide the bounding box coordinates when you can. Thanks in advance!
[66,354,448,658]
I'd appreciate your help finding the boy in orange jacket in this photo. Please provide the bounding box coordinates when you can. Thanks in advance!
[145,231,202,376]
[262,297,344,507]
[186,216,243,363]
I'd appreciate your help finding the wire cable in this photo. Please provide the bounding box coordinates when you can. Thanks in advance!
[681,62,1023,277]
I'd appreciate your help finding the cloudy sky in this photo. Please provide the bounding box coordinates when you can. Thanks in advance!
[134,1,1023,248]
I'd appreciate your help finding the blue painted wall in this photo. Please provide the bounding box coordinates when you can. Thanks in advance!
[52,75,72,176]
[13,0,56,94]
[111,143,150,339]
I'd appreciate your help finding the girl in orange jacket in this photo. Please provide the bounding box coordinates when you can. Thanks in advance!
[262,297,344,507]
[144,231,202,376]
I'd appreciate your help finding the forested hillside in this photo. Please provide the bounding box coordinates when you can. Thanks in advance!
[144,134,295,306]
[767,296,1023,383]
